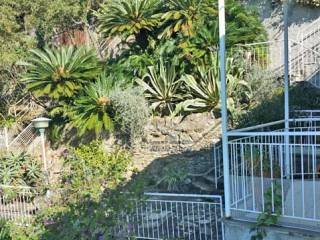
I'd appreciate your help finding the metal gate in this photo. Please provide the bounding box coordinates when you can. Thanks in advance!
[116,193,224,240]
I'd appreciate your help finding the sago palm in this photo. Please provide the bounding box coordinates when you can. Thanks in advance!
[97,0,161,48]
[159,0,216,38]
[69,75,115,137]
[20,46,101,99]
[136,59,183,116]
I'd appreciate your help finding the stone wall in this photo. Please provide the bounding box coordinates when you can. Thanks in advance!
[140,113,221,155]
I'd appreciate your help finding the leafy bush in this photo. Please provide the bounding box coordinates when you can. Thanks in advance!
[36,141,142,240]
[61,141,132,199]
[236,82,320,128]
[110,87,150,145]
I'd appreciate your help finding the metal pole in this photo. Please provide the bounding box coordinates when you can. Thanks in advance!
[284,0,290,177]
[4,127,9,152]
[218,0,231,218]
[39,129,49,184]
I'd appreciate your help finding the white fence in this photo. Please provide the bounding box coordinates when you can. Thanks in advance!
[115,193,225,240]
[0,128,8,151]
[0,185,40,224]
[228,118,320,229]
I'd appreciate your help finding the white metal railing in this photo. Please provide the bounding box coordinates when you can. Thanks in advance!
[297,17,320,51]
[228,118,320,229]
[212,144,223,189]
[115,193,225,240]
[0,185,40,224]
[8,123,37,152]
[231,39,320,87]
[293,110,320,119]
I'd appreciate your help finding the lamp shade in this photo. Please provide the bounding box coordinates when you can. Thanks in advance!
[32,117,51,129]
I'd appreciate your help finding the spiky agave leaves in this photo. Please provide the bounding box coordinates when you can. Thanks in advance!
[136,59,183,116]
[20,46,101,99]
[70,75,115,137]
[178,53,250,115]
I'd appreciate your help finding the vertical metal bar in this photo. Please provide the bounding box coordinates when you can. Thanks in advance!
[260,144,265,212]
[250,144,256,211]
[284,0,291,178]
[218,0,231,218]
[301,144,305,218]
[312,145,316,219]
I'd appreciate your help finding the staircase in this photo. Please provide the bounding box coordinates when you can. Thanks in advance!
[0,123,38,153]
[236,17,320,88]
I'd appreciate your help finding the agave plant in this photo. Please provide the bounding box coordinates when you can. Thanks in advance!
[179,54,249,115]
[69,75,115,137]
[20,46,101,99]
[97,0,161,48]
[136,59,183,116]
[0,152,42,186]
[159,0,216,38]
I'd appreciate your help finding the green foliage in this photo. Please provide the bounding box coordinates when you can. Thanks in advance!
[37,141,140,240]
[0,152,42,187]
[61,141,132,197]
[21,46,101,99]
[162,168,187,191]
[136,59,184,116]
[97,0,161,48]
[69,75,115,137]
[110,87,150,145]
[225,0,267,46]
[179,53,249,115]
[250,184,282,240]
[159,0,217,38]
[0,221,43,240]
[236,82,320,129]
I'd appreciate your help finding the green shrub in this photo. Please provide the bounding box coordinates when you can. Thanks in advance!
[110,87,150,145]
[61,141,132,199]
[37,141,141,240]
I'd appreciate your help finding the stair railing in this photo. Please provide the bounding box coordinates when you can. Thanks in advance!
[8,123,37,152]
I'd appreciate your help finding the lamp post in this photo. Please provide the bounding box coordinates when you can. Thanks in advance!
[32,117,51,184]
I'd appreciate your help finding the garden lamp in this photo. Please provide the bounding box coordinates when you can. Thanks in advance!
[32,117,51,184]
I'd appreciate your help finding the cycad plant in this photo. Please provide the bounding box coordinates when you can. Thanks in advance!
[136,59,183,116]
[20,46,101,99]
[69,74,115,137]
[97,0,161,49]
[159,0,216,38]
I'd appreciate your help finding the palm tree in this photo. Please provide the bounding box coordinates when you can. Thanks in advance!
[96,0,161,49]
[20,46,101,99]
[159,0,216,38]
[69,74,115,137]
